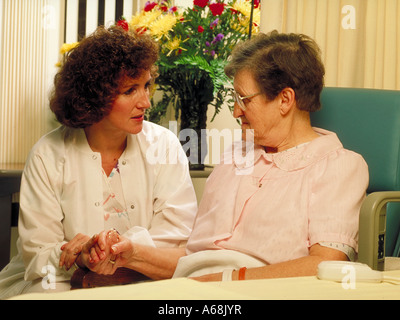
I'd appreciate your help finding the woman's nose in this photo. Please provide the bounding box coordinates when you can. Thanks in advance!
[137,90,151,110]
[233,101,244,118]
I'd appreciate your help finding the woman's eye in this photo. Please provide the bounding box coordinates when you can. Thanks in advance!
[145,82,151,91]
[124,87,137,95]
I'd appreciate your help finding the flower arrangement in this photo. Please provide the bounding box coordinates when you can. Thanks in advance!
[128,0,260,125]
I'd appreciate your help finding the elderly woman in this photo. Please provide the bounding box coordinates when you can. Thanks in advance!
[0,26,197,299]
[173,31,369,281]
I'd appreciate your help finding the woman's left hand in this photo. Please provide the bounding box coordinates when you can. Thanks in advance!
[59,233,91,271]
[106,235,135,266]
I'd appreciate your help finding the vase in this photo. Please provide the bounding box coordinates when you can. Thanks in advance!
[178,99,208,171]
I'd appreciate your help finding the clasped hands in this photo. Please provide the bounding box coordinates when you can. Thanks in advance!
[59,229,134,275]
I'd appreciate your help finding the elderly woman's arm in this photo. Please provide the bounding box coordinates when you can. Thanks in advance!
[115,241,186,280]
[193,244,347,282]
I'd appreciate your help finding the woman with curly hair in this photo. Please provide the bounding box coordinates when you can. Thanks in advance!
[0,26,197,298]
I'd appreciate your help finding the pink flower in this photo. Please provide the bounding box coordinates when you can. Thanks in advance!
[194,0,209,8]
[209,2,225,16]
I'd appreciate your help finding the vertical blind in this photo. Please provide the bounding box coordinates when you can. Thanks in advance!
[260,0,400,90]
[0,0,50,163]
[64,0,137,43]
[0,0,140,163]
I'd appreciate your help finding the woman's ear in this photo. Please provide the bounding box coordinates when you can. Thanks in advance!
[279,87,296,116]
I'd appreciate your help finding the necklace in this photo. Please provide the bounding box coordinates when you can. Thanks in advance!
[102,149,124,177]
[101,139,127,176]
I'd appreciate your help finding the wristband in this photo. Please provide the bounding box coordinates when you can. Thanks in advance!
[238,267,247,280]
[222,269,234,281]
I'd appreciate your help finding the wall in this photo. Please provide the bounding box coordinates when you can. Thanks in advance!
[0,0,62,163]
[260,0,400,90]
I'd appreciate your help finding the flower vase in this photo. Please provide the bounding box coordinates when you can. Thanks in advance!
[179,100,208,171]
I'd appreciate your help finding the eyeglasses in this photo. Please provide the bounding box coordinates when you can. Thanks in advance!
[234,91,262,111]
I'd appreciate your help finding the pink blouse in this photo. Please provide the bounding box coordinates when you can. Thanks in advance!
[186,128,369,265]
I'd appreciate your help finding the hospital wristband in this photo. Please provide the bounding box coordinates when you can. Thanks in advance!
[222,269,234,281]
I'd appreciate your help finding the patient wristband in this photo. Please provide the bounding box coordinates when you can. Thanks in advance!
[222,267,247,281]
[238,267,247,280]
[222,269,234,281]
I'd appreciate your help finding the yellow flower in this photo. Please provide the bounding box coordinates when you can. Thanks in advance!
[165,36,188,56]
[230,1,260,35]
[60,42,79,54]
[130,10,162,30]
[231,1,252,16]
[130,10,179,39]
[149,13,179,39]
[238,17,259,35]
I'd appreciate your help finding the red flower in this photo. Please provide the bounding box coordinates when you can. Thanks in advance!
[209,2,225,16]
[144,1,157,12]
[198,25,205,33]
[160,5,168,12]
[254,0,260,8]
[194,0,208,8]
[117,19,129,31]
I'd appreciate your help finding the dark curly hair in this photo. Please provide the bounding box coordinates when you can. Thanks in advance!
[50,26,159,128]
[225,31,325,112]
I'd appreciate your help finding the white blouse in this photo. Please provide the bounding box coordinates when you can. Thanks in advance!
[102,162,131,234]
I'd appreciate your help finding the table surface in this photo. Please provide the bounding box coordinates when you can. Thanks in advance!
[10,269,400,300]
[0,163,24,176]
[0,163,24,196]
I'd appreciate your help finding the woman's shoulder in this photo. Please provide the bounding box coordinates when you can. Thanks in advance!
[142,120,176,135]
[28,126,80,158]
[129,121,188,166]
[136,121,180,145]
[308,129,369,180]
[315,128,367,164]
[30,126,65,150]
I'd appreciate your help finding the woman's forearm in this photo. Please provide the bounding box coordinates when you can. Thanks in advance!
[124,245,186,280]
[194,244,349,282]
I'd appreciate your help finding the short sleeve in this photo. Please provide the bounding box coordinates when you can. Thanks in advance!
[308,150,369,251]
